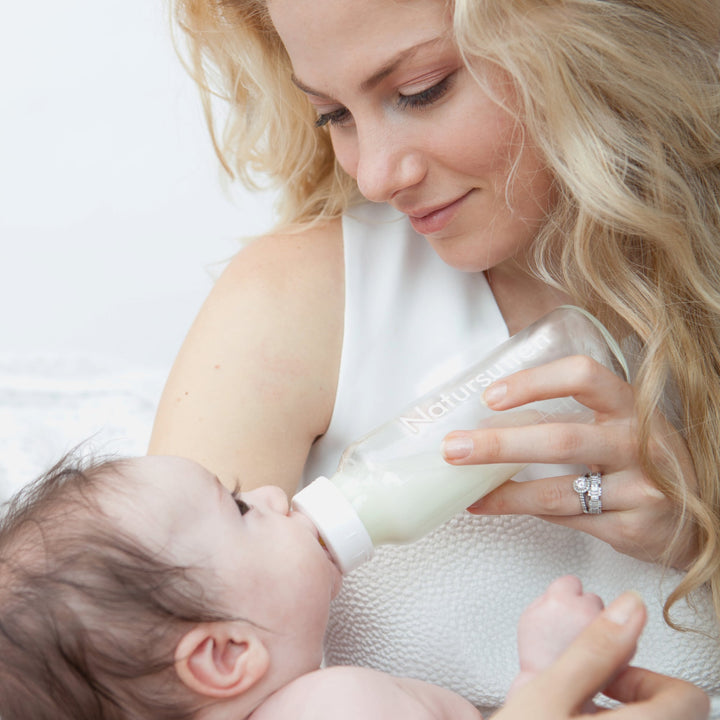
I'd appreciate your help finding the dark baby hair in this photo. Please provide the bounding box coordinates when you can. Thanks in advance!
[0,451,232,720]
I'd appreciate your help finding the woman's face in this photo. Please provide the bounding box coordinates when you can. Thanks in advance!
[268,0,556,272]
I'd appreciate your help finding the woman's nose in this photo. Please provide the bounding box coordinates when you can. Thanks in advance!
[244,485,289,515]
[354,125,426,203]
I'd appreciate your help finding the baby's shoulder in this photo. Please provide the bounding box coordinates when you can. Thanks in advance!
[249,666,481,720]
[248,667,393,720]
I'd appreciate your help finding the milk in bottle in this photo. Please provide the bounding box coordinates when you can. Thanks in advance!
[292,306,628,573]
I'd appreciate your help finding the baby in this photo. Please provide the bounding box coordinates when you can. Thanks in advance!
[0,453,608,720]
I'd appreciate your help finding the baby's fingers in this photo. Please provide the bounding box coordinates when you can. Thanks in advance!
[537,592,646,711]
[495,593,647,720]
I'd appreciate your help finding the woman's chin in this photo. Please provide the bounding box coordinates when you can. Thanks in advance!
[424,236,493,273]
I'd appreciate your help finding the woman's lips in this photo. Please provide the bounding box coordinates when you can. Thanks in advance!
[407,192,470,235]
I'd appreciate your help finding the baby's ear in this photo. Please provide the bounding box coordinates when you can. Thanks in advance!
[174,622,270,698]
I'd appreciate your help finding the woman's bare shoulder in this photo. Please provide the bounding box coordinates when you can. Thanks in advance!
[216,218,344,303]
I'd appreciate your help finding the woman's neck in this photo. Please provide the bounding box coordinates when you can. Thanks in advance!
[485,261,571,336]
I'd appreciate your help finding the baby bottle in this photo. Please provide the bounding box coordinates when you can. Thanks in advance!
[292,306,628,573]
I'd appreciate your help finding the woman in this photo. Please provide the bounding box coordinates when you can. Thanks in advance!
[150,0,720,715]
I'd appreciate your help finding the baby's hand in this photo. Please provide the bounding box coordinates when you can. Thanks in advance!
[509,576,604,709]
[518,575,604,673]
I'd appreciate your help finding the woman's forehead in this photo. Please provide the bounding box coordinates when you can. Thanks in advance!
[268,0,449,69]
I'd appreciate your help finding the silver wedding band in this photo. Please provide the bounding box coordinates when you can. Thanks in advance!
[573,472,603,515]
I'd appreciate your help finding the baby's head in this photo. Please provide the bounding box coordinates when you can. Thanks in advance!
[0,453,341,720]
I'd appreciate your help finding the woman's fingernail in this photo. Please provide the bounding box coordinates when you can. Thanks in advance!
[484,382,507,405]
[442,436,474,460]
[605,591,643,625]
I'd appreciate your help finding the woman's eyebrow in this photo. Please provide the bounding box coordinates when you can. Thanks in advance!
[291,74,329,98]
[291,37,443,98]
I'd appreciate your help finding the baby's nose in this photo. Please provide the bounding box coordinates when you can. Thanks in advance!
[245,485,289,515]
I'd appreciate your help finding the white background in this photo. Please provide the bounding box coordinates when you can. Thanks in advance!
[0,1,276,496]
[0,0,276,369]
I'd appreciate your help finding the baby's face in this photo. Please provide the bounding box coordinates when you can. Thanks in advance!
[103,456,342,673]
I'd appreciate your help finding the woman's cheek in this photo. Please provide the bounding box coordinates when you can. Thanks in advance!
[330,132,359,180]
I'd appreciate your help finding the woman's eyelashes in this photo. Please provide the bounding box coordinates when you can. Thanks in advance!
[314,73,455,128]
[397,73,453,110]
[315,107,350,128]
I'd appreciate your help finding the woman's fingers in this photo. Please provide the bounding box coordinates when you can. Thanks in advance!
[604,667,710,720]
[497,592,708,720]
[440,354,636,469]
[466,471,664,516]
[482,354,635,417]
[442,421,633,468]
[540,592,646,705]
[442,354,699,566]
[494,592,647,720]
[467,470,694,567]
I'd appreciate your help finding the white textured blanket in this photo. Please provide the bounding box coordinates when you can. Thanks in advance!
[0,353,164,502]
[325,512,720,717]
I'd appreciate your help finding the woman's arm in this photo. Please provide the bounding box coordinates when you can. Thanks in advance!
[149,219,344,496]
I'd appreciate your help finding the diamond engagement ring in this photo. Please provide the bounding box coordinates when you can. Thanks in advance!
[573,472,603,515]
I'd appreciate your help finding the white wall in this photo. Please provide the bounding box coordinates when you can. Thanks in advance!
[0,0,276,370]
[0,1,276,497]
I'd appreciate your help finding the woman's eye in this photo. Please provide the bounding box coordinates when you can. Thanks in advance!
[397,74,454,111]
[232,491,251,516]
[313,72,454,129]
[315,107,351,128]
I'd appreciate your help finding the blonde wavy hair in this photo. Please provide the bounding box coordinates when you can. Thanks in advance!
[171,0,720,629]
[169,0,359,228]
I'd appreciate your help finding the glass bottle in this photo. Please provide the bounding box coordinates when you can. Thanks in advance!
[292,306,628,573]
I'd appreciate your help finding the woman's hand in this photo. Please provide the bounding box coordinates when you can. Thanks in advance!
[441,355,699,568]
[495,591,710,720]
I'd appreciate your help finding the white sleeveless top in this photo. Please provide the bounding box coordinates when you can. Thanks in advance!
[302,202,720,716]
